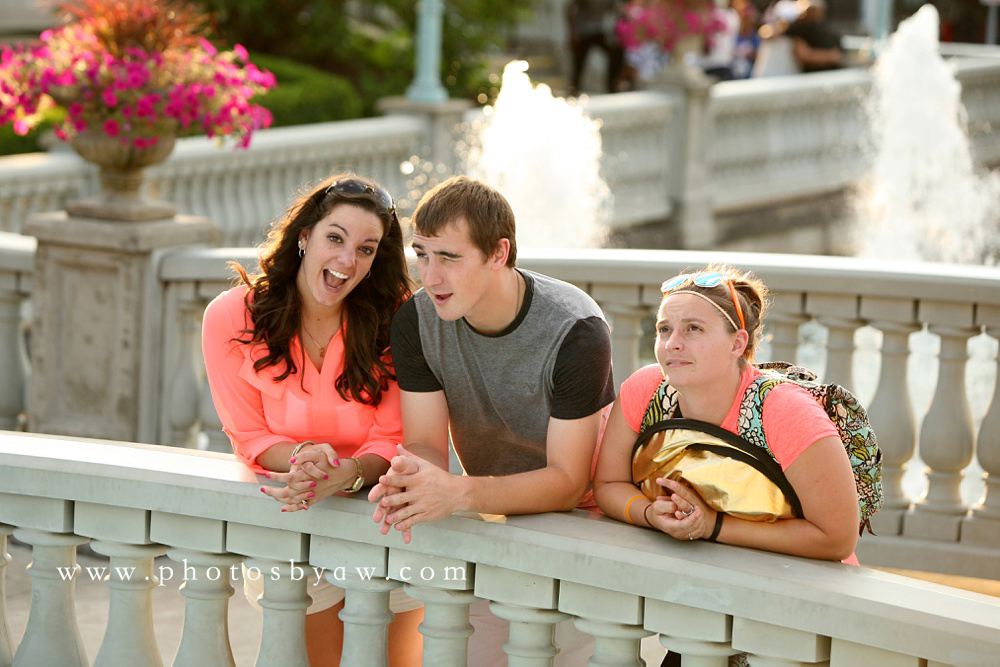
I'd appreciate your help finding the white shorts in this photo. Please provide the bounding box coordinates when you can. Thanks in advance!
[242,564,422,614]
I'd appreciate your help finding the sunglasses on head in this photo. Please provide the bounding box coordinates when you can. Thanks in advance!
[325,178,395,214]
[661,271,746,331]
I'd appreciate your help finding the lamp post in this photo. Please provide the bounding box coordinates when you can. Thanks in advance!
[406,0,448,103]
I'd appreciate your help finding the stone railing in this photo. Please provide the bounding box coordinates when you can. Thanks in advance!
[4,57,999,245]
[1,238,998,578]
[2,432,1000,667]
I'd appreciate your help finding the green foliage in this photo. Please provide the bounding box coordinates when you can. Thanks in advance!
[197,0,535,114]
[0,109,64,156]
[249,53,363,125]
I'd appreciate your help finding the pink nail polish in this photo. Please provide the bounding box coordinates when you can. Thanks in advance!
[259,487,265,493]
[289,457,296,464]
[264,472,271,478]
[333,459,340,466]
[310,481,316,487]
[307,492,315,498]
[280,507,286,512]
[323,474,329,480]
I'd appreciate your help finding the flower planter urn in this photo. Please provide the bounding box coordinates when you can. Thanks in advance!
[66,127,178,222]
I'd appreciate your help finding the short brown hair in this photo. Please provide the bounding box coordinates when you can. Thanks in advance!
[411,176,517,266]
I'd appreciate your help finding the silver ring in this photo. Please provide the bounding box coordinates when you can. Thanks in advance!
[683,507,695,517]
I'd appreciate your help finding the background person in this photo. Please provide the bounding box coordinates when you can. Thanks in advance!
[566,0,626,95]
[201,173,419,666]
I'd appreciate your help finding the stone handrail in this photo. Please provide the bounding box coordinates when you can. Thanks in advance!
[3,58,999,244]
[2,432,1000,667]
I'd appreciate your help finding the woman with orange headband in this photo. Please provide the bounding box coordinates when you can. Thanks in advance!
[593,264,860,562]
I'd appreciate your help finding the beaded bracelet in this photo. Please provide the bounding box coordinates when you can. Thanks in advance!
[289,440,315,461]
[705,512,725,542]
[623,494,646,525]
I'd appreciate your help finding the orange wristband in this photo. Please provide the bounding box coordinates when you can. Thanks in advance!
[623,494,647,525]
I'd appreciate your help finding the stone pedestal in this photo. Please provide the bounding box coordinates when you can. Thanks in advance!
[378,96,473,178]
[24,211,217,443]
[649,66,715,249]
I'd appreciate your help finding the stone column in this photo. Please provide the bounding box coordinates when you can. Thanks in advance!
[962,315,1000,547]
[649,67,716,250]
[24,212,215,443]
[378,97,473,179]
[0,524,13,667]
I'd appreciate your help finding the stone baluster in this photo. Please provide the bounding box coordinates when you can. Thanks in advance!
[808,294,863,390]
[476,564,569,667]
[391,549,476,665]
[561,582,649,667]
[863,300,921,535]
[0,286,25,431]
[11,528,89,667]
[90,541,167,667]
[167,549,239,667]
[338,575,397,667]
[646,599,735,667]
[761,293,807,364]
[403,585,476,665]
[595,286,649,390]
[165,296,204,448]
[245,557,309,667]
[962,318,1000,548]
[490,604,569,667]
[904,309,978,541]
[732,618,830,666]
[0,524,13,667]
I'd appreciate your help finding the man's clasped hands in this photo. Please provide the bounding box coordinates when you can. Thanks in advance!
[260,443,446,544]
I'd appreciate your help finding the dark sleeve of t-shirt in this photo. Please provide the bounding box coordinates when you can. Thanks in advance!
[389,296,443,393]
[551,316,616,420]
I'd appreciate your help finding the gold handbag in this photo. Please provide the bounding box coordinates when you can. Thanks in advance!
[631,418,802,522]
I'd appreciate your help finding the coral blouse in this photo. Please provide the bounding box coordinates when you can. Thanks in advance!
[202,286,403,474]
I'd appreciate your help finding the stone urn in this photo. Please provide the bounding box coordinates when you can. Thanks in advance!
[66,127,178,222]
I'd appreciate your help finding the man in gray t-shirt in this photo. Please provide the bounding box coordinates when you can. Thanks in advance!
[368,176,614,665]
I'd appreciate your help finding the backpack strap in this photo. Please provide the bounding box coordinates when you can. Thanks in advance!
[639,377,679,433]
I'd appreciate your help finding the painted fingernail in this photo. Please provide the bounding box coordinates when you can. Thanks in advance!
[280,507,286,512]
[332,459,340,466]
[323,474,329,480]
[259,487,266,493]
[289,457,296,464]
[307,492,315,498]
[264,472,270,478]
[310,481,316,487]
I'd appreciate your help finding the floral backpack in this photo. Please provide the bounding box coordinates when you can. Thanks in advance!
[640,362,883,535]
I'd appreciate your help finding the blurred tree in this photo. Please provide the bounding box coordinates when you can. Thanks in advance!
[197,0,535,115]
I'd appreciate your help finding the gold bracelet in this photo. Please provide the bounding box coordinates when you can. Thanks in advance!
[623,494,646,525]
[289,440,315,460]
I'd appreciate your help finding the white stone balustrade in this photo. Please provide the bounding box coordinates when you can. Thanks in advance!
[3,59,999,245]
[1,432,1000,665]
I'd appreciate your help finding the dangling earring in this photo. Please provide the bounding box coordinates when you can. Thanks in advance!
[298,245,305,259]
[366,270,371,279]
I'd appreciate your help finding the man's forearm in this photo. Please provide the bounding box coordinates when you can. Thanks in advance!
[455,465,586,516]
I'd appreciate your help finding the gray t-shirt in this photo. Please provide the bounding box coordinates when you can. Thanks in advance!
[390,269,615,477]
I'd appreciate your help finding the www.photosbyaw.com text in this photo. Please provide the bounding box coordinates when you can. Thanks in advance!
[55,560,467,586]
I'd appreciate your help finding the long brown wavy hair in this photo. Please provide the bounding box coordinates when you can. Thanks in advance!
[230,173,413,405]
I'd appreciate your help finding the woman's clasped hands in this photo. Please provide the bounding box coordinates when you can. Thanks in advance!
[259,442,345,512]
[646,477,718,541]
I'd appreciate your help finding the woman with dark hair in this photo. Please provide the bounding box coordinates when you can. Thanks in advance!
[202,173,419,666]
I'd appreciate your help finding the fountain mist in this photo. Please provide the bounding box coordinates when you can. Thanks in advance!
[854,5,1000,264]
[465,61,612,249]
